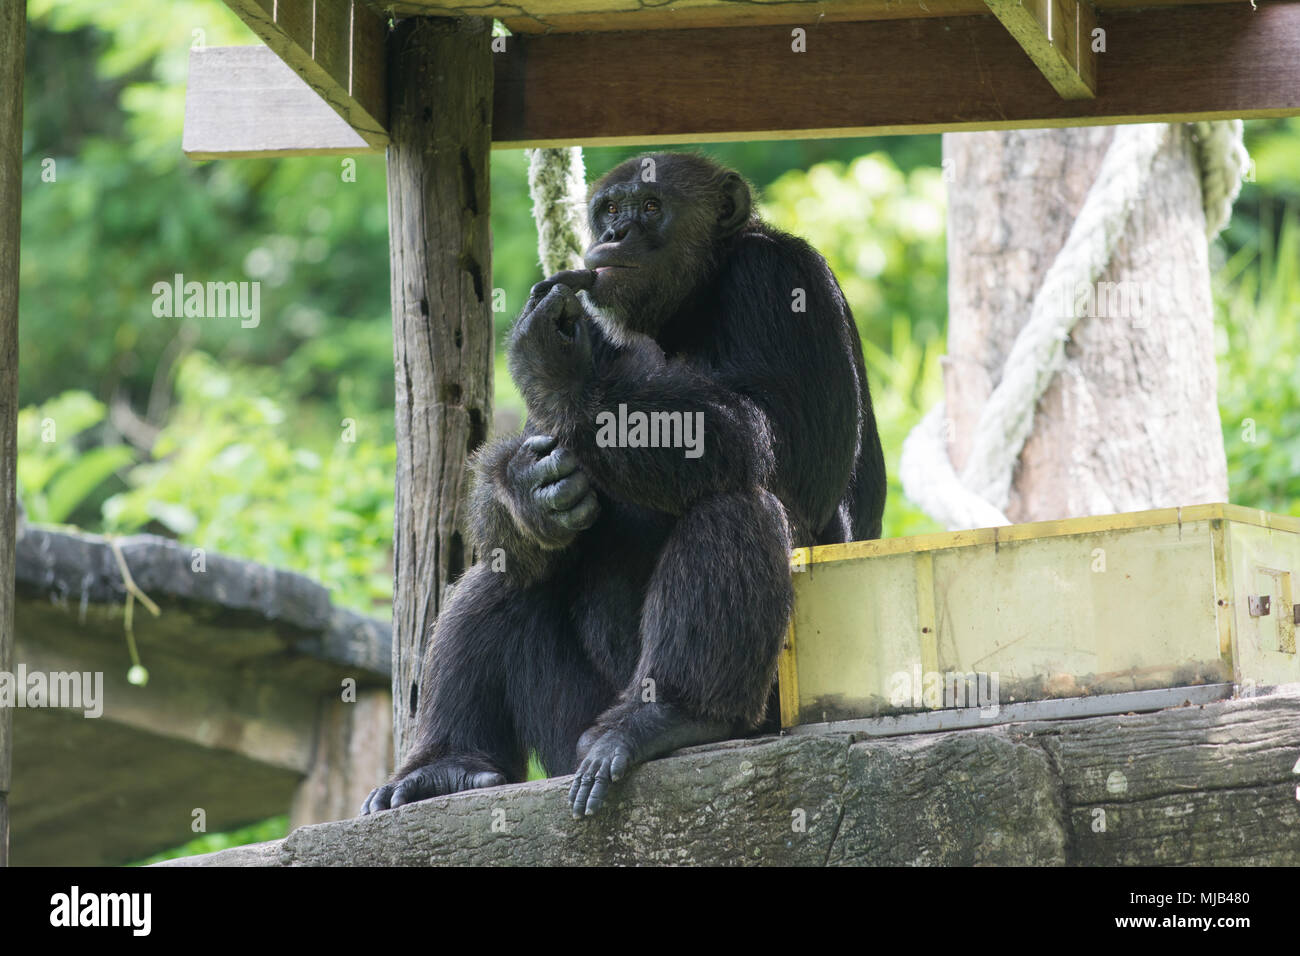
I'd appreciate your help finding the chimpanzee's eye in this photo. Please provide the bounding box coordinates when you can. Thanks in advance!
[643,199,660,213]
[606,202,619,216]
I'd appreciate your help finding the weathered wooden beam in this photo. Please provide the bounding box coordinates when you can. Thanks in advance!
[378,0,1243,35]
[492,3,1300,147]
[221,0,389,147]
[0,0,27,870]
[161,686,1300,867]
[386,17,494,758]
[985,0,1097,99]
[191,4,1298,156]
[184,46,375,159]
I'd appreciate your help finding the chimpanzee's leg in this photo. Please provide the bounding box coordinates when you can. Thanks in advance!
[361,564,610,813]
[569,489,793,816]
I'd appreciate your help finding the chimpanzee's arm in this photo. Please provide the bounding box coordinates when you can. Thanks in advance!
[508,282,776,514]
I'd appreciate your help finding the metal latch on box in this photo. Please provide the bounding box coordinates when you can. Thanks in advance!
[1245,595,1300,624]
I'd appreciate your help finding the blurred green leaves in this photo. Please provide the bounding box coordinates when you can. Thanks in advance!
[762,153,948,355]
[1215,209,1300,517]
[101,352,397,613]
[17,392,132,524]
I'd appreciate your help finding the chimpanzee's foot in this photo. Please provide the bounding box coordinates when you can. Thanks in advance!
[360,757,507,814]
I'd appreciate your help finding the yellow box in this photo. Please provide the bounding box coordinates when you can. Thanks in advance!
[780,504,1300,729]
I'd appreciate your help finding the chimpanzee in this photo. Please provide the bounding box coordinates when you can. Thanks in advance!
[362,152,884,819]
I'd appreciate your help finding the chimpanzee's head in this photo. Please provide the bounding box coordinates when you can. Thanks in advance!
[583,153,753,342]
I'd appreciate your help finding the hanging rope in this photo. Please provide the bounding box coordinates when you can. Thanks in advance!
[900,120,1249,530]
[526,147,590,274]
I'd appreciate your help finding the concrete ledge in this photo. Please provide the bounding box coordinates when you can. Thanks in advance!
[16,525,390,673]
[160,686,1300,866]
[11,524,393,865]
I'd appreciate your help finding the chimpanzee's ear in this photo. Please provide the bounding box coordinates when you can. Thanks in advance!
[716,172,752,236]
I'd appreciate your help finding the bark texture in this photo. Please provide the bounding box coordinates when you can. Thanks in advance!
[944,126,1228,523]
[0,0,29,869]
[386,17,494,758]
[162,687,1300,867]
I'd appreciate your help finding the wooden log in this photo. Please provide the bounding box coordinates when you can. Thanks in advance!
[159,687,1300,866]
[493,4,1300,147]
[184,46,374,159]
[0,0,28,870]
[386,17,494,760]
[220,0,389,147]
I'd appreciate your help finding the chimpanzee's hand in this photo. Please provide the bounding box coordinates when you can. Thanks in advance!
[507,271,598,407]
[525,269,597,313]
[506,434,600,548]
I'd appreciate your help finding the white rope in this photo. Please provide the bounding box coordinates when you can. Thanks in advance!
[1193,120,1250,238]
[526,147,590,274]
[900,121,1248,530]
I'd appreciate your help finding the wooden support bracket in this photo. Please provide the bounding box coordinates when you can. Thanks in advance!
[985,0,1099,99]
[220,0,389,147]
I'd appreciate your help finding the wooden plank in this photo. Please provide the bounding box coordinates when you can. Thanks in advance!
[0,0,27,870]
[793,503,1300,568]
[786,683,1234,736]
[492,4,1300,147]
[386,17,494,758]
[185,46,374,159]
[375,0,1243,34]
[985,0,1097,99]
[221,0,388,147]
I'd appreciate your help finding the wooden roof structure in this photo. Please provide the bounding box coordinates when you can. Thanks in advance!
[186,0,1300,157]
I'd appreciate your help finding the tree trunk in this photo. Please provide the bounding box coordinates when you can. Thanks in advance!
[943,126,1228,522]
[386,18,494,760]
[0,0,28,868]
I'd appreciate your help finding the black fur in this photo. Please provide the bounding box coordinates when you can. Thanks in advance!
[361,153,885,819]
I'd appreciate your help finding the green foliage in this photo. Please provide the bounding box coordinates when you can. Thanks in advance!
[859,323,946,539]
[1215,208,1300,516]
[16,392,133,525]
[101,352,395,613]
[20,3,394,410]
[132,815,289,865]
[760,153,948,354]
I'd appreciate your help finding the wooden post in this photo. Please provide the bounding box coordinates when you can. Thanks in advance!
[386,17,494,759]
[0,0,28,868]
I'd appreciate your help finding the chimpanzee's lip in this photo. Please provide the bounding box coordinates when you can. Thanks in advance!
[593,265,635,274]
